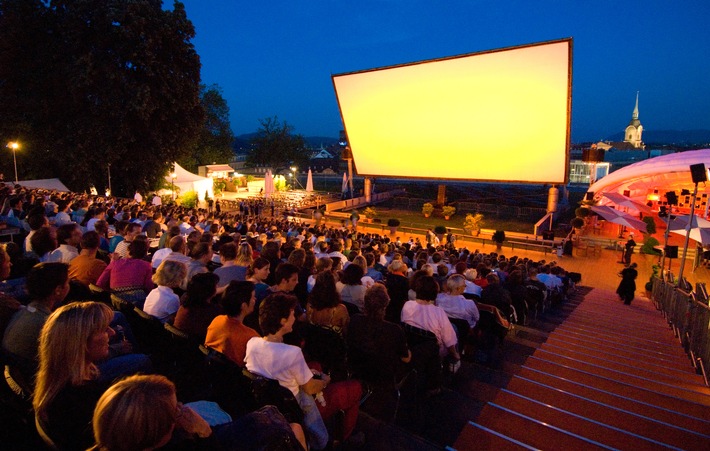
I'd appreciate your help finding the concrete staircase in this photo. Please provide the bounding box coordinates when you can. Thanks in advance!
[453,288,710,450]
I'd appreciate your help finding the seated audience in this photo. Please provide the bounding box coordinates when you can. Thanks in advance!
[337,263,366,312]
[32,302,150,449]
[47,223,81,263]
[69,231,108,287]
[173,272,222,341]
[436,274,480,328]
[204,281,259,366]
[307,271,350,334]
[96,238,153,302]
[245,293,363,450]
[91,374,306,451]
[213,242,248,287]
[401,274,459,361]
[348,284,411,385]
[143,260,186,323]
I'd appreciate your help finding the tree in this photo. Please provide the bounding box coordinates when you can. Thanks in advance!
[246,116,309,172]
[179,83,235,172]
[0,0,203,196]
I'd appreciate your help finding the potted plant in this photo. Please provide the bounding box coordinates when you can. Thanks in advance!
[642,216,657,235]
[463,213,484,236]
[645,263,661,298]
[492,230,506,250]
[363,207,377,223]
[422,202,434,218]
[387,218,400,234]
[442,205,456,220]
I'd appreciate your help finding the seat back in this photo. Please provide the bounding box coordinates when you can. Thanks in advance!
[112,286,147,309]
[302,323,348,380]
[402,323,437,348]
[129,307,171,358]
[242,368,304,426]
[342,301,361,317]
[199,345,255,416]
[89,283,111,305]
[448,317,470,349]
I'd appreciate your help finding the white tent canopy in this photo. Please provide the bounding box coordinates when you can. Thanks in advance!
[588,149,710,207]
[166,162,213,201]
[16,178,70,192]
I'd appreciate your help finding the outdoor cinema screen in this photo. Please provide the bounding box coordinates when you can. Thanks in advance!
[332,38,572,184]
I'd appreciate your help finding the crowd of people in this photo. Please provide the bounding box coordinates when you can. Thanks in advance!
[0,183,578,450]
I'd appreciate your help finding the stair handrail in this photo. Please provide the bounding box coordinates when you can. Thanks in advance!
[650,276,710,386]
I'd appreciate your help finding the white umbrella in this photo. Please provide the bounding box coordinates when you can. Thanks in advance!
[668,215,710,246]
[264,170,273,198]
[590,206,648,233]
[602,192,654,215]
[306,168,313,192]
[341,172,348,194]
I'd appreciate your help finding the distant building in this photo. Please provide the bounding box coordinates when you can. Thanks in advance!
[596,92,645,151]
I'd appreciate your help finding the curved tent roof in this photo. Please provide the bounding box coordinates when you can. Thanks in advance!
[165,162,213,201]
[588,149,710,207]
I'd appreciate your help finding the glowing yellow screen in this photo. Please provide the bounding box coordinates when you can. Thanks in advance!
[332,39,571,183]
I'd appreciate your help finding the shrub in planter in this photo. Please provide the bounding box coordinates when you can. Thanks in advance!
[363,207,377,219]
[178,190,198,209]
[442,206,456,219]
[422,203,434,217]
[642,216,656,235]
[641,236,662,255]
[463,213,484,236]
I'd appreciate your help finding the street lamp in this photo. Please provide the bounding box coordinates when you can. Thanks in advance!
[171,171,177,201]
[7,141,19,183]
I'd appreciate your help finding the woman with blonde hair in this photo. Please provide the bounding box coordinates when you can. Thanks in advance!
[143,259,186,323]
[91,374,178,451]
[352,255,374,289]
[33,301,116,450]
[235,241,254,267]
[92,374,306,451]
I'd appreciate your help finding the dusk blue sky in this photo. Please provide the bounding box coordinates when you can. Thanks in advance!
[177,1,710,142]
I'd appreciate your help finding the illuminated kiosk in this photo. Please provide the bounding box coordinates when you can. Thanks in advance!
[332,38,572,215]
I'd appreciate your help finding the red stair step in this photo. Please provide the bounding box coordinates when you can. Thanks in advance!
[515,366,710,435]
[502,377,710,449]
[536,345,706,387]
[554,324,686,357]
[475,403,609,451]
[530,352,710,402]
[544,334,693,371]
[523,357,710,421]
[453,422,533,450]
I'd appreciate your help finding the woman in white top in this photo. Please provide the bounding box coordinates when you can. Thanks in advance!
[436,274,480,328]
[143,260,186,323]
[245,293,362,450]
[401,274,459,360]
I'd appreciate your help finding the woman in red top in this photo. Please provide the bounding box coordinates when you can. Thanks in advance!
[96,238,153,303]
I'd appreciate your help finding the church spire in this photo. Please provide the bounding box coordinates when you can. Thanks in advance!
[632,91,639,120]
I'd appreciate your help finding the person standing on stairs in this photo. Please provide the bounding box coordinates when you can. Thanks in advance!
[616,262,638,305]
